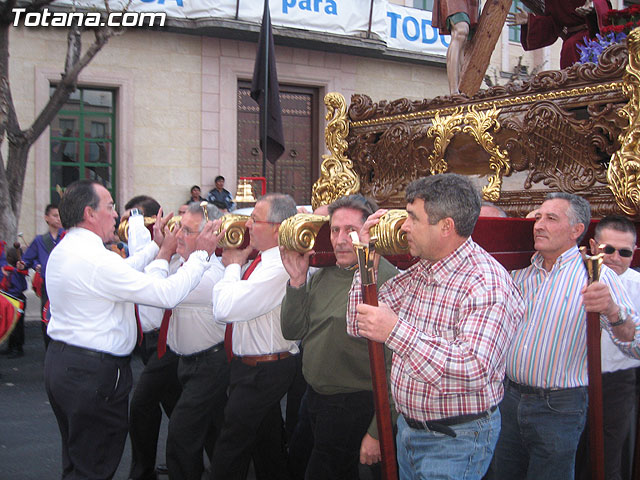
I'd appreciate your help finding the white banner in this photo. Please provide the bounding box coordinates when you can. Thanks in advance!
[385,3,449,57]
[49,0,445,57]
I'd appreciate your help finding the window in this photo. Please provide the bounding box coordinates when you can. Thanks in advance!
[413,0,433,11]
[49,87,116,204]
[509,0,527,42]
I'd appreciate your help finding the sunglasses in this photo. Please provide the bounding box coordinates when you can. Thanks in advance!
[601,244,634,258]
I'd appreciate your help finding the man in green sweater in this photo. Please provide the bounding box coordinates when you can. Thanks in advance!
[280,194,398,479]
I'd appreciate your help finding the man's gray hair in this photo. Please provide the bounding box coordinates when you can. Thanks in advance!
[186,201,223,230]
[545,192,591,243]
[405,173,481,237]
[328,194,378,223]
[261,193,297,223]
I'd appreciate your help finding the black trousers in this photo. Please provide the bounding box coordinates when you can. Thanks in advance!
[128,333,181,480]
[575,367,638,480]
[167,344,230,480]
[7,292,26,351]
[44,340,133,480]
[304,387,375,480]
[210,355,297,480]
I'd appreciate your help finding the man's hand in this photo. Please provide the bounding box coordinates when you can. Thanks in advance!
[279,246,313,288]
[195,219,225,257]
[581,281,618,318]
[360,433,381,465]
[221,244,253,267]
[355,302,398,342]
[358,209,388,245]
[506,7,528,27]
[156,228,178,262]
[576,0,594,16]
[153,207,174,248]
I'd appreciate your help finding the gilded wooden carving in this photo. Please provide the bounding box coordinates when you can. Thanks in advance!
[278,213,328,254]
[608,29,640,218]
[311,93,360,210]
[342,41,630,215]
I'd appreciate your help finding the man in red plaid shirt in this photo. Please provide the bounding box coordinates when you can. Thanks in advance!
[347,174,524,479]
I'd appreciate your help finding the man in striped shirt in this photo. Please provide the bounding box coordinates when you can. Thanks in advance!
[492,192,640,479]
[347,174,525,480]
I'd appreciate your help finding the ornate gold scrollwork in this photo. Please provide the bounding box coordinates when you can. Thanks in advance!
[217,214,249,249]
[425,105,510,201]
[608,28,640,217]
[462,106,511,202]
[427,107,464,174]
[278,213,329,253]
[311,93,361,210]
[369,209,409,255]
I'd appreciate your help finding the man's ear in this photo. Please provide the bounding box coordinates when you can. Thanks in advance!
[83,205,94,223]
[588,238,597,255]
[571,222,585,244]
[440,217,455,237]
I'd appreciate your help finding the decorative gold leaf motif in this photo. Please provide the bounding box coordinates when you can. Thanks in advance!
[461,106,511,202]
[311,93,360,210]
[427,108,464,174]
[608,28,640,217]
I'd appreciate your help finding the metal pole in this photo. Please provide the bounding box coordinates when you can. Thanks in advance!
[367,0,374,39]
[262,0,269,179]
[235,0,240,20]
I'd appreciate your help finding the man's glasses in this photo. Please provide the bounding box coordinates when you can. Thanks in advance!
[601,244,634,258]
[249,216,280,226]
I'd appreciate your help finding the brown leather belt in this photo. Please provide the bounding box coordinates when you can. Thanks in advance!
[238,351,292,367]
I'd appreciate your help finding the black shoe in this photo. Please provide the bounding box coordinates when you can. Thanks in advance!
[7,350,23,359]
[156,464,168,475]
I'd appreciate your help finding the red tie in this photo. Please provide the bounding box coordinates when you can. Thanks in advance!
[157,309,172,358]
[224,253,262,362]
[134,304,144,346]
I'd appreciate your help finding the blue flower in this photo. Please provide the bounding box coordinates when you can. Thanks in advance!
[578,32,626,65]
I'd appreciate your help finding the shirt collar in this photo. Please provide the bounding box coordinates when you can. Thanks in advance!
[413,237,475,283]
[530,245,581,273]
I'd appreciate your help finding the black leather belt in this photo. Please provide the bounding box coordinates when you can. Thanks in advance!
[181,341,225,360]
[405,406,497,438]
[51,340,130,364]
[505,377,563,396]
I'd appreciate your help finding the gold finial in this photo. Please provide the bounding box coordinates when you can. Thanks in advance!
[200,201,209,221]
[234,179,257,204]
[580,246,605,283]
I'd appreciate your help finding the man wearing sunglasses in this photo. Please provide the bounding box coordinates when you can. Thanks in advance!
[575,215,640,480]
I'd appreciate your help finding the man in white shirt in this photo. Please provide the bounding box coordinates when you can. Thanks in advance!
[210,193,299,480]
[142,201,228,480]
[44,179,222,480]
[576,215,640,480]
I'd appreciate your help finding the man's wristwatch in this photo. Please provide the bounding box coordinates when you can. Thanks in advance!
[609,309,627,327]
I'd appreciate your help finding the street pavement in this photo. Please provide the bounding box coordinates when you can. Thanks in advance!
[0,290,168,480]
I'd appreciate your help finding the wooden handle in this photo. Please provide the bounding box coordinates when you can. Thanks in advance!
[361,283,398,480]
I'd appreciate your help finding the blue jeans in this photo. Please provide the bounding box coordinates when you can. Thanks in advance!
[491,382,587,480]
[397,407,500,480]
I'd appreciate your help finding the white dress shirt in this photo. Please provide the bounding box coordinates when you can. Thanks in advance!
[46,227,212,356]
[212,246,299,356]
[602,267,640,373]
[143,255,226,355]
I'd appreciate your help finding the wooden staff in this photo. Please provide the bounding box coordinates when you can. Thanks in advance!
[580,246,605,480]
[351,232,398,480]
